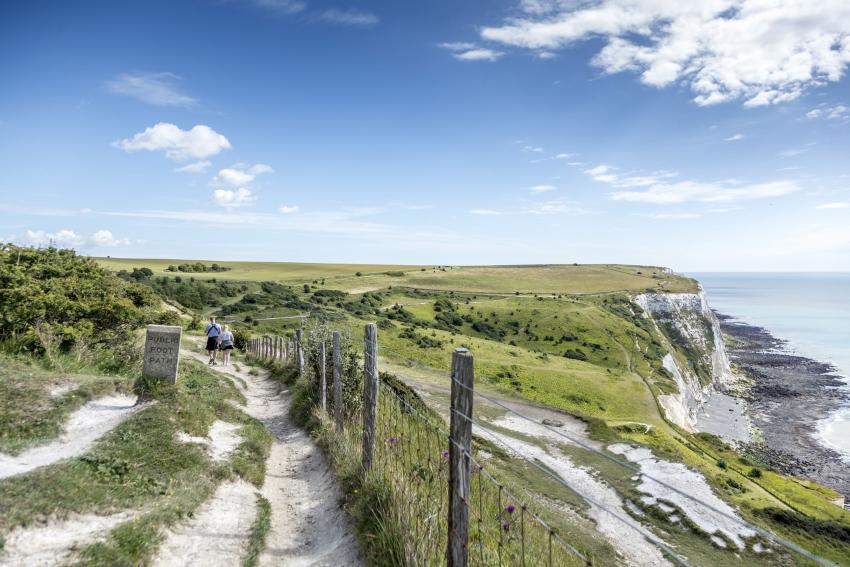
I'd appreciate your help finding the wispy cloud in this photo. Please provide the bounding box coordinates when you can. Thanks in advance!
[806,105,850,121]
[652,213,700,220]
[816,202,849,209]
[114,123,231,161]
[317,8,379,26]
[611,180,799,204]
[104,72,196,107]
[439,42,503,62]
[528,184,556,193]
[175,161,212,173]
[724,133,745,142]
[470,209,503,215]
[253,0,306,14]
[585,164,676,187]
[279,205,300,213]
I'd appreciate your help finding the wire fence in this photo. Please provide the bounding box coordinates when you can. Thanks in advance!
[245,325,837,567]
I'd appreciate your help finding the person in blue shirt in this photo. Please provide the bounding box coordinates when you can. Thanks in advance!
[205,316,222,365]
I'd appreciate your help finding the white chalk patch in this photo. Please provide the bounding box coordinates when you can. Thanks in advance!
[0,511,137,567]
[48,383,76,399]
[152,480,258,567]
[175,421,242,462]
[0,394,139,479]
[478,427,671,566]
[609,443,756,548]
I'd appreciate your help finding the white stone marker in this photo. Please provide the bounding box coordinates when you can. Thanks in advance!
[143,324,182,383]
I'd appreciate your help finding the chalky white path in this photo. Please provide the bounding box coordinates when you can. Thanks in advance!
[0,394,139,480]
[0,511,139,567]
[162,349,361,567]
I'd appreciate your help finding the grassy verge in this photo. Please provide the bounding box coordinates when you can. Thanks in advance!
[0,354,135,455]
[0,358,272,564]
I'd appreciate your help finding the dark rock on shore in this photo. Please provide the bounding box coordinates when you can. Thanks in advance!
[717,313,850,499]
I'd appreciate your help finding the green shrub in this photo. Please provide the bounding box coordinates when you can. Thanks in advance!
[0,244,159,355]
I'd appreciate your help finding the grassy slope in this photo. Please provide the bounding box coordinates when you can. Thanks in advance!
[0,348,271,565]
[96,257,426,283]
[96,258,699,294]
[97,258,848,563]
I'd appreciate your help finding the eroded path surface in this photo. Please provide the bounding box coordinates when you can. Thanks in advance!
[177,348,361,567]
[0,394,139,480]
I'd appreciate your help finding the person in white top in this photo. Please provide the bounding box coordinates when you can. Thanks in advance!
[219,325,235,366]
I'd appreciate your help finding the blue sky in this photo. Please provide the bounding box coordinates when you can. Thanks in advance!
[1,0,849,271]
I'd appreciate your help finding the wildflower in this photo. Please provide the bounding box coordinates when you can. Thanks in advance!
[502,521,511,531]
[441,450,450,460]
[387,436,399,447]
[505,504,516,515]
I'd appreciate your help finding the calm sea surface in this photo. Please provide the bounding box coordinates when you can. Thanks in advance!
[689,272,850,460]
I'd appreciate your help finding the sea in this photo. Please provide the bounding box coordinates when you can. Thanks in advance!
[690,272,850,461]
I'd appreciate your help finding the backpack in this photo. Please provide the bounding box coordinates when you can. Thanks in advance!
[206,323,221,336]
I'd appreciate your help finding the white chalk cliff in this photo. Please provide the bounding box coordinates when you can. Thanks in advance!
[634,291,736,431]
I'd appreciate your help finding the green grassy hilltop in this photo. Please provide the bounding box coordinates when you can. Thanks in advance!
[5,251,845,565]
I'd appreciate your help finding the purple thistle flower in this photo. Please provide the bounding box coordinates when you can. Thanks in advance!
[505,504,516,514]
[502,521,511,531]
[441,450,450,460]
[387,436,398,446]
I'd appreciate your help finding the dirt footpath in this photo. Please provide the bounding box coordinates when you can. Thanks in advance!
[175,349,361,566]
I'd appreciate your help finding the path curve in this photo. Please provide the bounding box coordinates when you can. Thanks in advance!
[176,347,362,566]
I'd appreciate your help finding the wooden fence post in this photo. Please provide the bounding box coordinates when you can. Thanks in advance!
[296,329,305,378]
[333,331,343,433]
[362,323,378,471]
[320,341,327,411]
[448,348,474,567]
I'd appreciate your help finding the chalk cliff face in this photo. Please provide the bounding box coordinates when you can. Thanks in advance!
[634,291,736,431]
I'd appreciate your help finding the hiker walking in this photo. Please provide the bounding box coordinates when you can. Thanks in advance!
[205,316,222,365]
[219,325,235,366]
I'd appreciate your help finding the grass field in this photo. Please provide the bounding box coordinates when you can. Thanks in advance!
[96,258,700,294]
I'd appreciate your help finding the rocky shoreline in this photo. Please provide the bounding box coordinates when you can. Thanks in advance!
[716,313,850,500]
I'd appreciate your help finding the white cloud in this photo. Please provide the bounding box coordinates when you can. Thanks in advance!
[455,48,504,62]
[21,228,130,248]
[23,229,84,247]
[725,133,745,142]
[653,213,700,220]
[91,229,130,247]
[114,123,231,161]
[279,205,300,213]
[523,200,588,215]
[213,188,255,208]
[318,9,379,26]
[213,163,273,187]
[584,164,619,184]
[816,202,849,209]
[528,184,557,193]
[477,1,850,107]
[440,41,504,61]
[470,209,503,215]
[254,0,306,14]
[611,180,799,204]
[554,153,575,159]
[104,72,196,107]
[523,145,544,153]
[779,145,813,158]
[175,160,212,173]
[806,104,850,120]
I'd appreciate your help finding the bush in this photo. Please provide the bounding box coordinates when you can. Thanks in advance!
[563,349,588,361]
[748,467,762,478]
[0,244,160,355]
